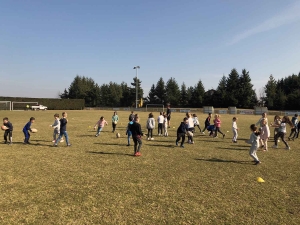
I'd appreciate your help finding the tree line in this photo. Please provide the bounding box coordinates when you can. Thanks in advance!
[264,73,300,110]
[60,69,300,110]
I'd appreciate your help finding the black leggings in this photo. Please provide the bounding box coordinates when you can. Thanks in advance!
[214,127,224,137]
[176,133,186,146]
[158,123,163,135]
[194,124,202,132]
[133,136,142,153]
[289,128,297,138]
[112,122,117,132]
[147,129,153,138]
[275,132,289,147]
[4,130,12,141]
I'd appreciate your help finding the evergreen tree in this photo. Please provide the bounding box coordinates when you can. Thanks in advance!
[214,75,227,107]
[59,88,69,99]
[120,82,133,107]
[225,69,239,107]
[237,69,257,108]
[165,77,180,106]
[190,80,205,107]
[180,82,188,107]
[147,84,158,104]
[155,77,166,104]
[131,77,144,106]
[264,75,277,109]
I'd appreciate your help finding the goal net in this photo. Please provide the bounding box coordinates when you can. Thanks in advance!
[12,102,39,111]
[146,104,164,112]
[0,101,12,111]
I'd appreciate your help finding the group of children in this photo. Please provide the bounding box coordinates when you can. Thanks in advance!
[2,112,71,147]
[3,110,299,163]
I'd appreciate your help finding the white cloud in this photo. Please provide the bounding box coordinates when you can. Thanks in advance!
[228,1,300,45]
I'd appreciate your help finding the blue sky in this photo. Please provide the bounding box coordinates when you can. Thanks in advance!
[1,0,300,98]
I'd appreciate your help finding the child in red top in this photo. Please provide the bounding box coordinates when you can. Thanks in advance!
[213,114,225,138]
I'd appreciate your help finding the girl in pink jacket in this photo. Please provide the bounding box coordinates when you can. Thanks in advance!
[213,114,225,138]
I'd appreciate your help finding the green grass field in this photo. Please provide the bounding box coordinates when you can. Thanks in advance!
[0,110,299,224]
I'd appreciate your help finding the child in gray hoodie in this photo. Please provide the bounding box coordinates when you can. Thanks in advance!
[50,113,63,143]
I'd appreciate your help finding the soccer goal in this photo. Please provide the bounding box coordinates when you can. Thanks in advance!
[0,101,12,111]
[146,104,164,112]
[12,102,38,111]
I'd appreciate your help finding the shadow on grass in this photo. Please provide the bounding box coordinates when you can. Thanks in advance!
[195,158,250,164]
[220,147,248,151]
[86,151,133,157]
[147,144,175,148]
[94,143,126,146]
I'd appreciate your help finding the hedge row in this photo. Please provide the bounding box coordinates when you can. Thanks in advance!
[0,97,85,110]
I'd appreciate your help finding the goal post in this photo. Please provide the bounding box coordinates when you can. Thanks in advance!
[0,101,12,111]
[146,104,164,112]
[12,102,39,111]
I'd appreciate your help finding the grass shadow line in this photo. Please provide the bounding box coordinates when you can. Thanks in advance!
[195,158,249,164]
[86,151,133,157]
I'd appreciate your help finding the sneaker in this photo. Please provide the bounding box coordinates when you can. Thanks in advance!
[176,141,178,146]
[254,161,261,165]
[135,152,141,156]
[126,144,130,146]
[147,137,150,140]
[180,145,185,148]
[191,141,194,144]
[150,138,154,140]
[4,141,7,144]
[285,146,290,150]
[272,145,278,149]
[67,144,71,147]
[53,144,58,147]
[52,140,55,143]
[201,132,205,135]
[8,142,12,145]
[278,140,280,142]
[95,134,99,137]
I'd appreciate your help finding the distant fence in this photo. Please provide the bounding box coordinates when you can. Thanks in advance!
[84,106,299,116]
[0,97,85,110]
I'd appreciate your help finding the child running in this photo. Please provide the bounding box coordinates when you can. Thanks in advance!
[271,116,293,150]
[256,112,269,147]
[146,113,155,140]
[3,117,13,145]
[50,113,64,143]
[213,114,225,138]
[232,117,238,143]
[176,117,189,148]
[193,114,202,133]
[186,113,194,144]
[288,114,298,141]
[126,120,134,146]
[23,117,35,144]
[202,113,211,134]
[273,115,281,141]
[260,118,270,151]
[129,115,143,156]
[54,112,71,147]
[94,116,108,137]
[112,111,119,133]
[246,124,261,165]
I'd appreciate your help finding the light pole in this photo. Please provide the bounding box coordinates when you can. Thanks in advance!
[133,66,140,108]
